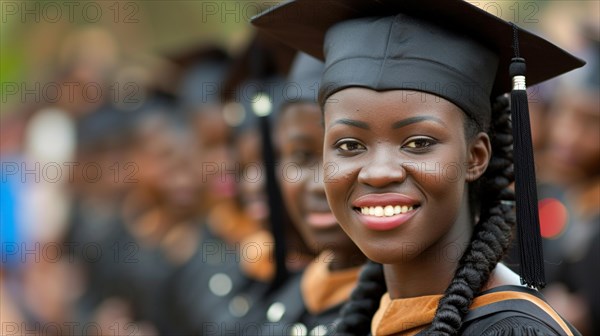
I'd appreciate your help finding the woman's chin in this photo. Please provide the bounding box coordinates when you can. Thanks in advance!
[357,241,423,265]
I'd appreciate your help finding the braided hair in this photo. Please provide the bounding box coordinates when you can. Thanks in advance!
[333,95,516,336]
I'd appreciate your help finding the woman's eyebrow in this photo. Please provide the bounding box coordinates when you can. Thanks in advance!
[329,118,370,130]
[391,116,446,129]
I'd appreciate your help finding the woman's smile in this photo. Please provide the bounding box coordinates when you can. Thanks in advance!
[351,193,421,231]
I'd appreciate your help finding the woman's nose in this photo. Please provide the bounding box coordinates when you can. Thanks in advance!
[357,149,406,188]
[306,161,327,195]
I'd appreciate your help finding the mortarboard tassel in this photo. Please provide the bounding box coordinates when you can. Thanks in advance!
[253,92,290,291]
[509,23,545,289]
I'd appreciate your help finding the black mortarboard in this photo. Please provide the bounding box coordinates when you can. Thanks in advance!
[180,62,229,108]
[220,33,295,129]
[282,52,324,106]
[174,46,231,110]
[252,0,585,289]
[253,0,583,127]
[221,33,296,104]
[76,104,134,150]
[166,44,229,70]
[271,52,323,125]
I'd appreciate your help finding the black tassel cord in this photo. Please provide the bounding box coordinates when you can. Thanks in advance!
[509,23,545,289]
[259,112,290,291]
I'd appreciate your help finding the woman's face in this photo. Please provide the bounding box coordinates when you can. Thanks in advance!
[323,88,488,264]
[237,129,269,225]
[546,90,600,184]
[134,118,172,191]
[156,130,204,217]
[194,109,237,205]
[276,102,359,255]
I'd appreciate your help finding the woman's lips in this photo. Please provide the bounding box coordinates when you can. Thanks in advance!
[306,212,338,229]
[353,193,419,208]
[211,174,236,198]
[352,193,420,231]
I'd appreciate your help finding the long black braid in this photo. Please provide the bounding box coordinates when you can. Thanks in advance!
[334,260,385,335]
[333,95,515,336]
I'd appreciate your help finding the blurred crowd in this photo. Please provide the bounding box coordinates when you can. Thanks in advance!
[0,1,598,336]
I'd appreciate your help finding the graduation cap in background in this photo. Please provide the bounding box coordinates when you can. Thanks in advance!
[76,103,135,151]
[218,32,296,130]
[77,88,180,152]
[253,0,586,289]
[166,44,229,70]
[164,44,232,112]
[278,52,325,111]
[221,33,296,103]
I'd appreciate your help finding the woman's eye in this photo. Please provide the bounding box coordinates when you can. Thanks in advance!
[403,138,436,150]
[336,140,366,152]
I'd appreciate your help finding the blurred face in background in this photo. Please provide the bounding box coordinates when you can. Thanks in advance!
[133,115,172,197]
[193,107,238,208]
[57,27,121,118]
[131,114,206,218]
[276,102,361,258]
[546,90,600,185]
[75,134,134,199]
[155,128,204,218]
[236,128,269,226]
[528,93,551,153]
[236,122,315,264]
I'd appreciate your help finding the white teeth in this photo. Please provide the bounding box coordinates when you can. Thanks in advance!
[359,205,415,217]
[384,205,394,216]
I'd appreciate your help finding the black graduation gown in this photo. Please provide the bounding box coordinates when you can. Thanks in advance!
[165,222,271,335]
[105,217,182,335]
[66,197,133,326]
[369,285,580,336]
[458,286,582,336]
[247,270,351,336]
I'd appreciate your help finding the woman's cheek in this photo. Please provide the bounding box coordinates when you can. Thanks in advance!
[279,161,300,217]
[324,159,357,226]
[413,154,466,217]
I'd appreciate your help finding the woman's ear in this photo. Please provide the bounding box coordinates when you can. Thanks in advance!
[466,132,492,182]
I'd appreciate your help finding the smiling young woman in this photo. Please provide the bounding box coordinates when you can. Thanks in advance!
[252,0,585,335]
[324,89,482,266]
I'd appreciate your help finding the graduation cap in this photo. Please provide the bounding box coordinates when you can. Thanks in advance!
[76,104,134,151]
[214,33,296,129]
[221,33,296,104]
[252,0,585,289]
[172,46,231,111]
[281,52,325,108]
[166,44,229,70]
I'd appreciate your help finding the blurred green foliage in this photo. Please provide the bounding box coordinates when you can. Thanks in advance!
[0,0,271,113]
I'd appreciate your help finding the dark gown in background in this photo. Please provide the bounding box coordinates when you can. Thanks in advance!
[166,221,272,335]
